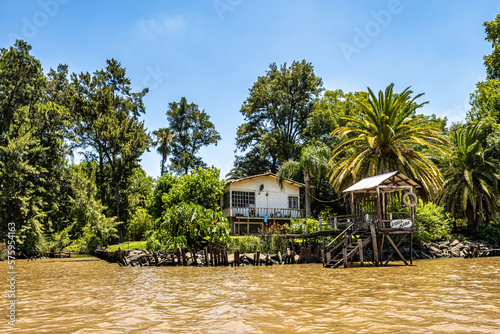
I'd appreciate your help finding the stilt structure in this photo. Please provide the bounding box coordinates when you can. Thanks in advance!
[323,171,418,268]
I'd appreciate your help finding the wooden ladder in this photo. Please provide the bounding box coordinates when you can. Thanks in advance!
[324,229,372,268]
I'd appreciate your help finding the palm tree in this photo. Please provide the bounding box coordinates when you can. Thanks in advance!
[329,83,449,200]
[277,144,331,218]
[440,123,499,226]
[153,128,173,176]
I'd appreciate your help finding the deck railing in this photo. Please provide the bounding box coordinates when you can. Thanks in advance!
[223,207,305,219]
[317,215,356,231]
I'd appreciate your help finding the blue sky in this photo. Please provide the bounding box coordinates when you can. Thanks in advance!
[2,1,500,179]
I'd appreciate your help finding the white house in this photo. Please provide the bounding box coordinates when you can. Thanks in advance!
[222,172,305,235]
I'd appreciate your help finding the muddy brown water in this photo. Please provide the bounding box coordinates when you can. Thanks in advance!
[1,257,500,333]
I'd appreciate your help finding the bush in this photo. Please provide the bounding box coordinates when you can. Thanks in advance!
[148,166,225,220]
[126,208,154,241]
[474,221,500,245]
[288,218,319,234]
[227,236,261,253]
[415,200,453,243]
[149,202,229,251]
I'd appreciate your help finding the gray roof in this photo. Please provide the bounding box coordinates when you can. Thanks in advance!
[342,171,420,193]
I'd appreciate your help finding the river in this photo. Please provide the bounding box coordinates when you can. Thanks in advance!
[1,257,500,333]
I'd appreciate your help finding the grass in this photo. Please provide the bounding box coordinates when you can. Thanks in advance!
[106,241,147,252]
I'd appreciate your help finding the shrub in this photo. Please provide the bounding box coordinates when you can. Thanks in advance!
[126,208,154,241]
[288,218,319,234]
[474,220,500,245]
[150,202,229,251]
[414,200,453,243]
[227,236,261,253]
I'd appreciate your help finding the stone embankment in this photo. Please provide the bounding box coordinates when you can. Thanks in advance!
[94,246,316,267]
[413,239,500,259]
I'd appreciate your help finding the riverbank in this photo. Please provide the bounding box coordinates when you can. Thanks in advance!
[93,237,500,267]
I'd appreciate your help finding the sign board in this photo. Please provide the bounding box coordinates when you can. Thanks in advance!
[263,216,268,223]
[390,219,413,228]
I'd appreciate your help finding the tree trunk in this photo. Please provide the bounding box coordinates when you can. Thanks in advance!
[115,176,122,241]
[304,170,311,219]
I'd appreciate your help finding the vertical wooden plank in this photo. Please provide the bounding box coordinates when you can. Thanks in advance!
[278,251,282,264]
[291,250,295,264]
[334,216,338,230]
[181,248,187,266]
[256,251,261,266]
[370,222,379,266]
[410,233,413,265]
[209,245,214,266]
[326,252,331,266]
[343,247,348,268]
[287,247,291,264]
[377,187,383,229]
[358,239,364,267]
[204,247,209,266]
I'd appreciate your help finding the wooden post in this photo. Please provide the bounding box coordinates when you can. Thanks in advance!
[287,247,291,264]
[256,251,261,266]
[410,233,413,265]
[203,247,209,266]
[291,250,295,264]
[358,239,364,267]
[181,248,187,266]
[334,216,338,230]
[234,251,239,266]
[190,248,198,265]
[209,246,214,266]
[377,187,383,229]
[370,221,379,266]
[278,251,282,264]
[343,247,348,268]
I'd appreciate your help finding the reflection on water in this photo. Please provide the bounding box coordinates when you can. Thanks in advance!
[1,257,500,333]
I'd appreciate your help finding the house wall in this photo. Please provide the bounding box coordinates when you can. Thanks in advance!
[226,176,300,210]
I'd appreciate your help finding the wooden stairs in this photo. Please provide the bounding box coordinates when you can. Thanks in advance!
[324,228,372,268]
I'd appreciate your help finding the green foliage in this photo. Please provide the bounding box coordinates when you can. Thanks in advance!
[329,83,449,200]
[148,173,179,219]
[71,58,150,226]
[232,60,323,176]
[150,202,229,251]
[166,97,221,175]
[105,241,147,252]
[483,14,500,80]
[414,200,453,243]
[287,218,319,234]
[440,123,499,226]
[474,221,500,245]
[80,216,119,254]
[162,166,225,211]
[227,236,261,253]
[126,208,154,241]
[277,143,331,218]
[148,166,225,220]
[152,127,173,176]
[305,89,369,146]
[50,223,73,252]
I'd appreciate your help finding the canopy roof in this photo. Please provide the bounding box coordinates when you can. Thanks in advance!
[342,171,420,193]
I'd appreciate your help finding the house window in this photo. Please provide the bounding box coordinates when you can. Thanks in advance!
[232,191,255,207]
[288,196,298,209]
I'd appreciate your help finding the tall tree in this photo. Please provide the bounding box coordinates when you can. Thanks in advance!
[483,13,500,80]
[152,127,173,176]
[72,59,150,231]
[166,97,220,175]
[440,123,499,226]
[277,144,331,218]
[329,83,449,200]
[233,60,323,176]
[304,89,369,147]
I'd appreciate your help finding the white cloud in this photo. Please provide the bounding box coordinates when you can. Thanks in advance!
[134,15,186,39]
